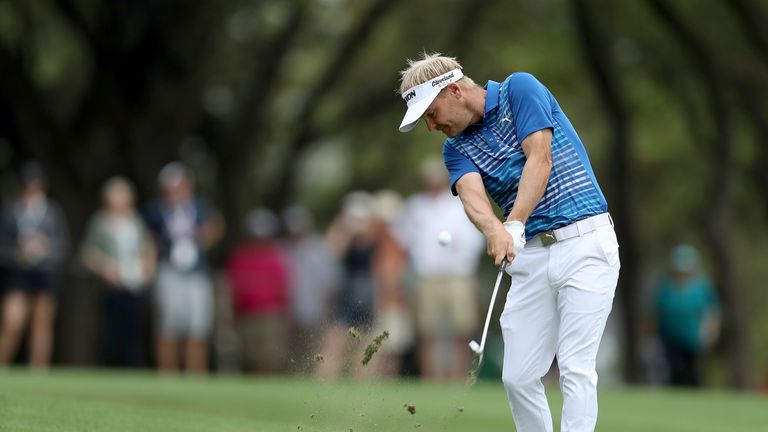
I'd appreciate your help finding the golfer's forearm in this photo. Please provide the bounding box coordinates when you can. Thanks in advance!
[456,174,503,237]
[463,198,503,239]
[507,155,551,223]
[507,130,552,224]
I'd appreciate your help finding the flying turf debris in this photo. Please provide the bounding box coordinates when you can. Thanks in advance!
[361,331,389,365]
[348,326,362,341]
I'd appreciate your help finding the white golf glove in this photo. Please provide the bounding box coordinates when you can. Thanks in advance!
[503,220,526,254]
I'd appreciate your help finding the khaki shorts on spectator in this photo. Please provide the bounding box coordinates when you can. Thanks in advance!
[238,313,288,373]
[417,276,477,338]
[154,263,214,340]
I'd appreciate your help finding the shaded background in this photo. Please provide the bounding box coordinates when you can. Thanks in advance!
[0,0,767,389]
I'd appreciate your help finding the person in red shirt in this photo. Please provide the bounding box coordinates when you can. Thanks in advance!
[225,208,291,373]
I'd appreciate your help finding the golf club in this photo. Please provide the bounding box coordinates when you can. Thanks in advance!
[469,259,507,366]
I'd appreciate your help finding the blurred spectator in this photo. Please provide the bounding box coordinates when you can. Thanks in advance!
[144,162,225,373]
[369,190,413,377]
[281,205,339,370]
[650,244,721,387]
[316,191,379,380]
[225,208,291,374]
[80,177,156,367]
[0,161,69,369]
[393,157,485,381]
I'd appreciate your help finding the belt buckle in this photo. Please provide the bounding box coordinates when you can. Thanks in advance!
[539,230,557,246]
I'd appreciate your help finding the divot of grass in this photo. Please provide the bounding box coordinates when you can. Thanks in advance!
[361,331,389,365]
[403,403,416,415]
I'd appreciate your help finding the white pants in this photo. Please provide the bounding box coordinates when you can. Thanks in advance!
[500,224,620,432]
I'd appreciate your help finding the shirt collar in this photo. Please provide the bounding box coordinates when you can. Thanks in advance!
[463,80,501,134]
[484,80,500,117]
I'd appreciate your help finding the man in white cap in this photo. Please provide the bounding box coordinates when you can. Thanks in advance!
[397,52,620,432]
[394,157,485,381]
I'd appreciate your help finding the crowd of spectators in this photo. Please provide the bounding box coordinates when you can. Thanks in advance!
[0,159,722,386]
[0,158,485,380]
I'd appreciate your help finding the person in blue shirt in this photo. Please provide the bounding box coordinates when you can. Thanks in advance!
[652,244,720,387]
[397,53,620,432]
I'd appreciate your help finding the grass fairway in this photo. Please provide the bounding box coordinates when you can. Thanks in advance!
[1,369,766,431]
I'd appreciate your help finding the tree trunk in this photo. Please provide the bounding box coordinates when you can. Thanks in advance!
[571,0,642,383]
[725,0,768,65]
[739,83,768,223]
[647,0,752,389]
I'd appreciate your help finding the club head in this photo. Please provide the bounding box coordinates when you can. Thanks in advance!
[468,340,481,353]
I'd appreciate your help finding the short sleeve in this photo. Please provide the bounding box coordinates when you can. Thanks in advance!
[443,141,478,196]
[507,73,555,142]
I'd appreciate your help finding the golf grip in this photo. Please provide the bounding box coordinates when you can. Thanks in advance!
[479,260,507,352]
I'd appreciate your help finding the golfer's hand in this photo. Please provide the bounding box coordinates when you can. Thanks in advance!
[503,221,526,253]
[487,225,518,266]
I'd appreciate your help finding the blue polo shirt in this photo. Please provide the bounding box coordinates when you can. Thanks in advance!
[654,274,720,352]
[443,72,608,238]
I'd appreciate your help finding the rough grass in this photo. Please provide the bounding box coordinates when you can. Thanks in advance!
[0,369,766,431]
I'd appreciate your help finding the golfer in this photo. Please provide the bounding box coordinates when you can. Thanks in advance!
[397,52,620,432]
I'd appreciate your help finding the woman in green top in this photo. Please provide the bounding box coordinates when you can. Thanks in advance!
[81,177,156,367]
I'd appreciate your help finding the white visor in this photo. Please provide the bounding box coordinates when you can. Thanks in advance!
[399,68,464,132]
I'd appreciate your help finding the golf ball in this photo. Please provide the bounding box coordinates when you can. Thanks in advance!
[438,231,452,246]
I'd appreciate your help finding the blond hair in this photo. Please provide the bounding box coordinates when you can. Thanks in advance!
[399,52,476,94]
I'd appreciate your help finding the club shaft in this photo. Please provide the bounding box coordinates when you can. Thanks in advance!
[478,262,506,352]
